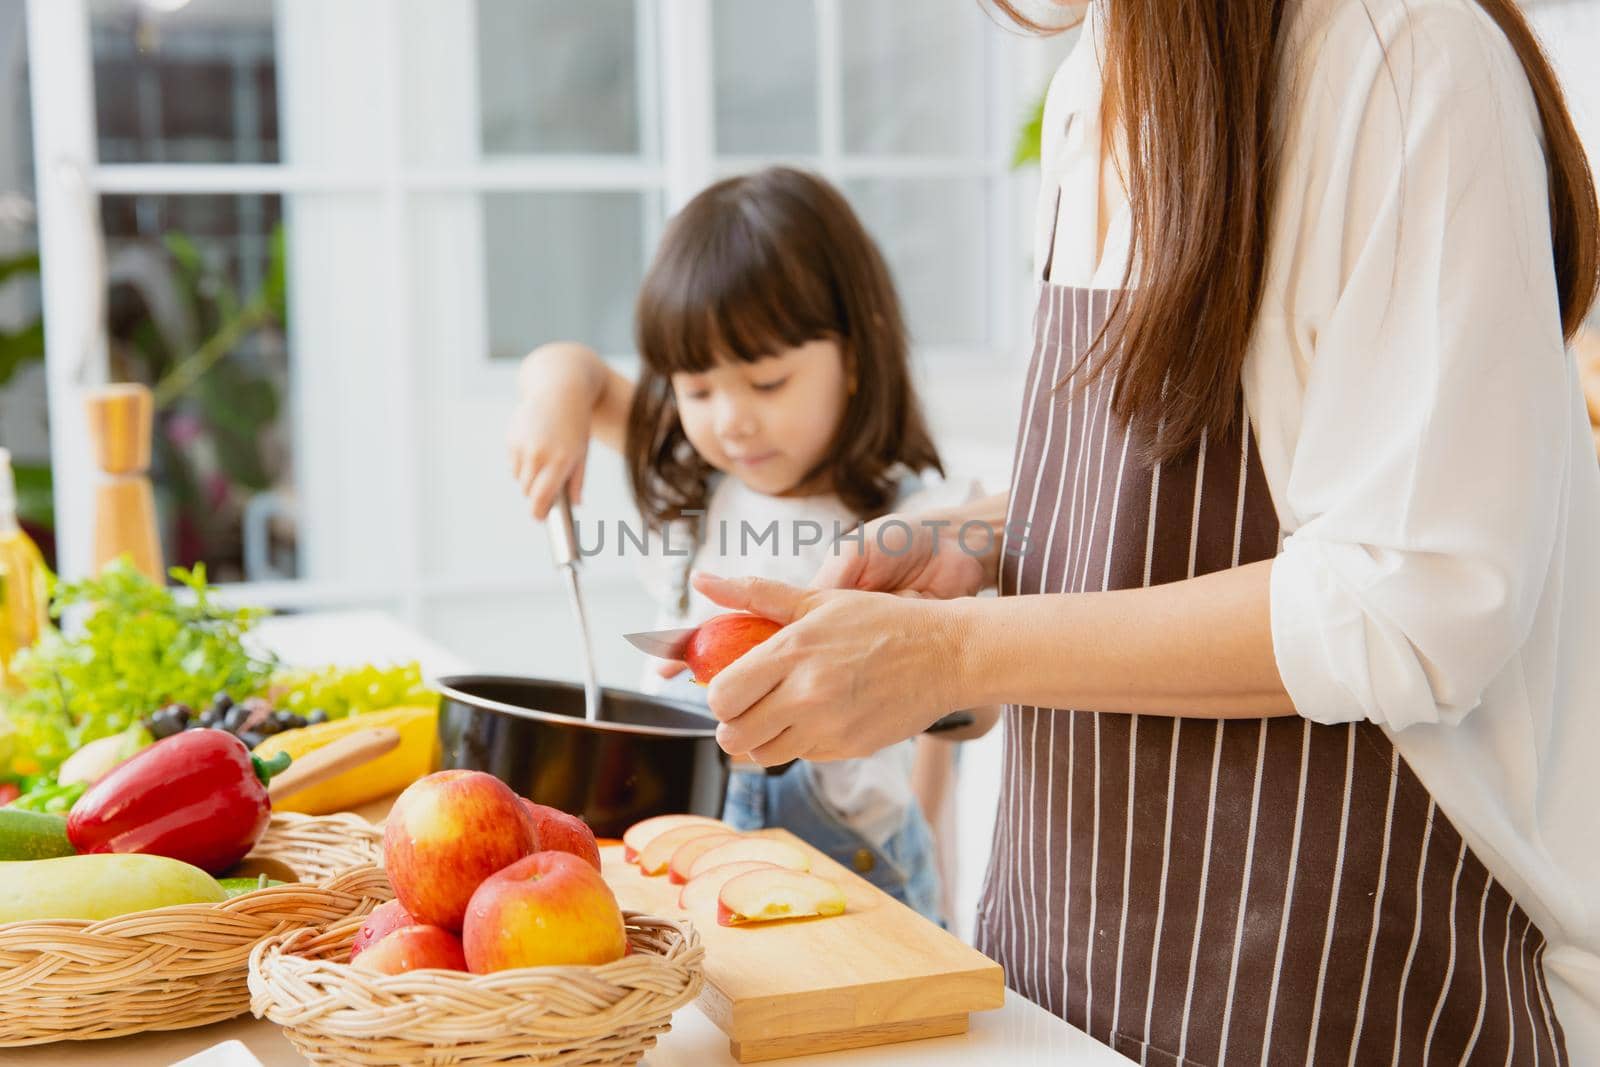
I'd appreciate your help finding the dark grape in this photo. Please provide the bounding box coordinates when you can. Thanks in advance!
[307,709,329,725]
[198,707,221,728]
[223,706,251,732]
[255,716,281,736]
[237,731,265,749]
[171,704,193,726]
[147,712,182,740]
[211,692,234,713]
[272,710,299,729]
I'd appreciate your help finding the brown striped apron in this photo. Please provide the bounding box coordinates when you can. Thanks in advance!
[973,268,1570,1065]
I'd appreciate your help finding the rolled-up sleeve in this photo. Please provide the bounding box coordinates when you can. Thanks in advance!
[1268,6,1573,730]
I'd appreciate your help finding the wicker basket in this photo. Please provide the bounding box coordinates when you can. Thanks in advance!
[249,905,705,1066]
[0,810,386,1046]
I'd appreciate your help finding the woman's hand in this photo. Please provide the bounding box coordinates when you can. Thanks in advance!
[694,572,965,766]
[810,492,1009,598]
[507,343,603,520]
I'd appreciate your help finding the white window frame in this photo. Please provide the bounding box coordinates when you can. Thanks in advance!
[27,0,1061,621]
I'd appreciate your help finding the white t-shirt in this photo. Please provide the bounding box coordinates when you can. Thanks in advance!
[638,470,978,848]
[1042,0,1600,1051]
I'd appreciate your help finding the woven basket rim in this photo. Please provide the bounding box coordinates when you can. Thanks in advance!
[0,812,389,1047]
[253,908,701,986]
[248,909,705,1061]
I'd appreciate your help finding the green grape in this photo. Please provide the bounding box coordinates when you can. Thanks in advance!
[270,661,437,722]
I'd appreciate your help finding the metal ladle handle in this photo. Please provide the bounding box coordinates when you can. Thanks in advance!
[547,488,603,723]
[547,489,581,568]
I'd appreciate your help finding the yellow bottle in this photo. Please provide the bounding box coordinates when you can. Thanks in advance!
[0,448,48,691]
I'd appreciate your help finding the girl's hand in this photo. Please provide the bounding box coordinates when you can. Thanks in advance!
[811,498,1005,599]
[693,572,964,766]
[507,345,601,520]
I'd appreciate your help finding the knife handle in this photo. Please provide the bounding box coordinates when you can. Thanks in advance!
[756,713,974,778]
[923,711,976,735]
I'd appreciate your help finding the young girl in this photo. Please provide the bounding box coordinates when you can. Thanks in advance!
[507,166,997,923]
[685,0,1600,1062]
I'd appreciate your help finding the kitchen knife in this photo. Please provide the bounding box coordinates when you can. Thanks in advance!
[623,625,699,662]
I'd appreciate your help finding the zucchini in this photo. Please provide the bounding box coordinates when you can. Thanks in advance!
[0,808,76,860]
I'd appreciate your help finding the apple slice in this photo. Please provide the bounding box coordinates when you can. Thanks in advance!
[678,861,777,914]
[717,868,847,927]
[639,824,732,876]
[668,832,744,884]
[621,814,727,863]
[686,837,809,881]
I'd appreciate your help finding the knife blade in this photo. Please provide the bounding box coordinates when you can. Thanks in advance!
[623,625,699,661]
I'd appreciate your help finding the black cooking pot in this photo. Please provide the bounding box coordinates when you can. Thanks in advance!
[435,675,729,839]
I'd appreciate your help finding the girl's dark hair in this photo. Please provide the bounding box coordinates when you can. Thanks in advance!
[989,0,1600,462]
[628,166,943,528]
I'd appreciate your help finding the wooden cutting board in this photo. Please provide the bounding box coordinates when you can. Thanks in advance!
[601,829,1005,1063]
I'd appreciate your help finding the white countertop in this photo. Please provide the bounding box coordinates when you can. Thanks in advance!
[7,610,1135,1067]
[3,989,1135,1067]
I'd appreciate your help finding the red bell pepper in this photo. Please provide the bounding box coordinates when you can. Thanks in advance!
[66,728,292,875]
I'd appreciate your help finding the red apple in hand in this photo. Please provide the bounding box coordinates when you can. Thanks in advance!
[349,899,417,962]
[383,770,537,930]
[352,924,467,974]
[685,613,783,685]
[463,851,628,973]
[518,798,602,871]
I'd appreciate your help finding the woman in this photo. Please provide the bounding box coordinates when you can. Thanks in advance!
[689,0,1600,1062]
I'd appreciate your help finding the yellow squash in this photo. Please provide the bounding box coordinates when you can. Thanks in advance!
[254,704,440,814]
[0,854,226,922]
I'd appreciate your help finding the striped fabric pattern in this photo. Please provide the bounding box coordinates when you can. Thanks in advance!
[973,283,1569,1066]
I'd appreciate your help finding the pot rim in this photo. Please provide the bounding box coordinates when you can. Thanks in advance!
[434,673,721,740]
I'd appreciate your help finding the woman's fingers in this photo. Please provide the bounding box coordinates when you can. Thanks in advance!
[656,658,688,679]
[704,634,790,727]
[745,726,801,768]
[713,680,792,755]
[691,572,809,623]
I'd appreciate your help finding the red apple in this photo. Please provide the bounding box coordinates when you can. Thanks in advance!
[349,899,417,962]
[352,924,468,974]
[668,832,742,884]
[462,851,628,973]
[684,613,783,685]
[518,798,602,871]
[686,837,809,882]
[621,814,726,862]
[383,769,537,931]
[717,868,847,927]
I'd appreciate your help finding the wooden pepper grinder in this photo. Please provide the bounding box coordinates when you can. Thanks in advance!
[85,383,163,580]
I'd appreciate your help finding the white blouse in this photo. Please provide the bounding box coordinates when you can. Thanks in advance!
[1038,0,1600,1053]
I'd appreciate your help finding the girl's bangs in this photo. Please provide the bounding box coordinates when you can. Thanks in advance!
[636,214,836,375]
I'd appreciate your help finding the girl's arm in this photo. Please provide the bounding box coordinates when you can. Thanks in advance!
[515,342,636,451]
[509,342,637,519]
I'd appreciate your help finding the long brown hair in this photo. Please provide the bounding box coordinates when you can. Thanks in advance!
[628,166,943,528]
[992,0,1600,461]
